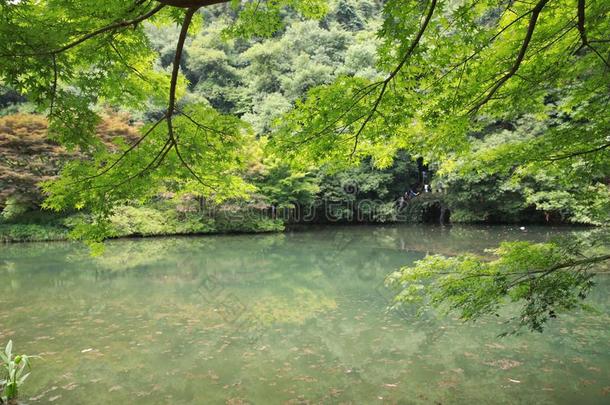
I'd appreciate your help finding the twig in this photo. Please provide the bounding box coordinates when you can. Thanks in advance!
[50,54,58,115]
[4,4,165,57]
[468,0,550,114]
[349,0,438,158]
[545,142,610,161]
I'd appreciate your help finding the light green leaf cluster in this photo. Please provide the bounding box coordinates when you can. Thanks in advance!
[40,103,252,242]
[272,0,609,221]
[429,114,609,224]
[251,156,320,208]
[387,240,606,333]
[0,1,171,149]
[224,0,329,39]
[1,340,39,403]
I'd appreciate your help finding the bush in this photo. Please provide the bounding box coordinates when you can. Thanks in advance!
[0,224,68,242]
[108,205,283,237]
[1,203,285,243]
[108,206,173,237]
[1,197,31,221]
[214,213,285,233]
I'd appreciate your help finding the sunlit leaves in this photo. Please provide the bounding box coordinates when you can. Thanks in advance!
[224,0,329,39]
[274,0,608,167]
[271,75,400,168]
[387,241,604,333]
[47,92,102,151]
[0,0,169,152]
[41,103,252,242]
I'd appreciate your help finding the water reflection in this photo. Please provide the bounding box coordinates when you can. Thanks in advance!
[0,225,608,404]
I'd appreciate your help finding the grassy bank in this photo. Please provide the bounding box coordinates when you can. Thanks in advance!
[0,206,284,243]
[0,223,69,242]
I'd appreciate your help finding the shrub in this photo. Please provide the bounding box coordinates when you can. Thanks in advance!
[214,213,285,233]
[0,224,68,242]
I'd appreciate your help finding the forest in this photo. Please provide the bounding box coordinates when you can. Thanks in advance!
[0,0,609,403]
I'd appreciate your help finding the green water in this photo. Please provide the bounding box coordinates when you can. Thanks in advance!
[1,225,608,404]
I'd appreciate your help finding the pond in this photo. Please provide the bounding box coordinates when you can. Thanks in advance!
[1,225,609,404]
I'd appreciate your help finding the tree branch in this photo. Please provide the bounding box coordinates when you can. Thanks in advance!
[87,136,174,191]
[349,0,438,158]
[576,0,588,45]
[76,5,213,193]
[546,142,610,161]
[422,5,535,94]
[504,253,610,289]
[435,253,610,279]
[165,7,212,189]
[49,54,58,115]
[69,6,198,192]
[176,109,228,137]
[67,115,167,187]
[575,0,610,68]
[5,4,166,58]
[167,7,197,121]
[157,0,229,7]
[468,0,549,114]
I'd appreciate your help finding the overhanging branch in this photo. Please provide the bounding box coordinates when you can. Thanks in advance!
[468,0,550,114]
[4,4,166,58]
[546,142,610,161]
[575,0,610,68]
[166,7,213,189]
[349,0,438,158]
[157,0,229,7]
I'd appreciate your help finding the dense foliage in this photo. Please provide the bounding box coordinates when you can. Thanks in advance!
[388,232,610,333]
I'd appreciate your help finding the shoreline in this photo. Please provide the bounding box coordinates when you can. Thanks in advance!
[1,220,599,245]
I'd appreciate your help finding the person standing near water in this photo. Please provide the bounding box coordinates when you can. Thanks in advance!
[397,196,405,210]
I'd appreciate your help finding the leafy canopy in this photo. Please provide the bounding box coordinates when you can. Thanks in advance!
[0,0,326,241]
[273,0,609,174]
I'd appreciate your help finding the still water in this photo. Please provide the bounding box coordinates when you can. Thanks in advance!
[1,225,608,404]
